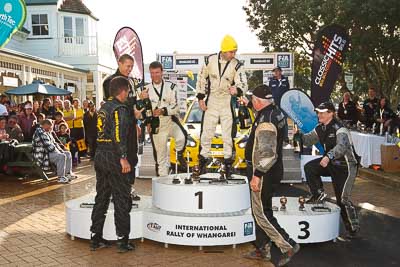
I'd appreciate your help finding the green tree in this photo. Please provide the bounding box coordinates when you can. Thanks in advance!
[244,0,400,106]
[246,70,263,90]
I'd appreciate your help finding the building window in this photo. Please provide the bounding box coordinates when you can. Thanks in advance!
[75,18,84,44]
[63,16,73,43]
[32,14,49,36]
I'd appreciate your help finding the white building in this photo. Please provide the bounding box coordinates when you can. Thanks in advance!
[5,0,116,106]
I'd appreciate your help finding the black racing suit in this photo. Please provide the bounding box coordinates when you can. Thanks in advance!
[302,118,360,233]
[269,75,290,143]
[90,98,134,237]
[245,104,297,252]
[103,70,139,184]
[362,97,378,129]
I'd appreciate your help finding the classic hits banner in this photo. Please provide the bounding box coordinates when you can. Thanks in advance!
[113,27,145,86]
[311,24,349,106]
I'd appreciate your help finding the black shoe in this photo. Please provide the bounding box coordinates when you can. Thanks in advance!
[117,236,135,253]
[177,151,188,171]
[90,234,111,251]
[278,243,300,266]
[198,155,208,174]
[306,192,327,204]
[131,190,141,201]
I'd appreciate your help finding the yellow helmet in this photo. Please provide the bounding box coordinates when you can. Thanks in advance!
[220,35,238,52]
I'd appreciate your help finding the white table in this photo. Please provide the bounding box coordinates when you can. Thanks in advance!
[350,131,385,168]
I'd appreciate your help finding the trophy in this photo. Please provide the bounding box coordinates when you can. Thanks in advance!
[184,151,193,184]
[172,150,181,184]
[280,196,287,211]
[191,165,201,182]
[298,196,305,211]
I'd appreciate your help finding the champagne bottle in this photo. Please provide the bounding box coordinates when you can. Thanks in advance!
[143,98,153,119]
[151,107,160,134]
[238,100,251,129]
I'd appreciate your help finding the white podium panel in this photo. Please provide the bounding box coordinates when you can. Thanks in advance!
[65,194,148,240]
[143,208,255,246]
[272,197,340,243]
[65,175,340,245]
[152,174,250,214]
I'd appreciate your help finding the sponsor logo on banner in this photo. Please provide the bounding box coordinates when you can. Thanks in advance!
[165,224,237,239]
[113,27,144,85]
[314,34,347,87]
[147,222,161,232]
[243,222,253,236]
[311,24,349,106]
[160,56,174,70]
[277,54,291,69]
[0,0,26,48]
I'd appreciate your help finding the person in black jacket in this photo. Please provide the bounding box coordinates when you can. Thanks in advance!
[90,76,135,253]
[102,54,147,201]
[302,102,360,240]
[243,85,299,266]
[362,87,378,129]
[374,97,396,135]
[338,92,358,126]
[83,101,98,159]
[269,66,290,144]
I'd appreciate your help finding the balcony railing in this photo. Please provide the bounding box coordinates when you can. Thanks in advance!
[58,36,98,57]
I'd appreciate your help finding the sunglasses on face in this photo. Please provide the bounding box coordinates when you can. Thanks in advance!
[9,121,17,124]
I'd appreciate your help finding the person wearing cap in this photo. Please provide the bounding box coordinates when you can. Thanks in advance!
[243,84,299,265]
[302,101,360,240]
[196,34,248,176]
[269,66,290,145]
[18,103,37,141]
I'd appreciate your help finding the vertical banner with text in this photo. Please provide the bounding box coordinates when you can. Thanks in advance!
[113,27,144,87]
[311,24,350,106]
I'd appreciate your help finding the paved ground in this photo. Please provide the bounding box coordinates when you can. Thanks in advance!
[0,156,399,267]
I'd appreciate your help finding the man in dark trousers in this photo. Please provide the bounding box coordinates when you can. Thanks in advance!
[302,102,360,240]
[269,66,290,145]
[362,87,378,129]
[243,85,299,266]
[90,76,135,253]
[83,101,97,160]
[103,54,146,201]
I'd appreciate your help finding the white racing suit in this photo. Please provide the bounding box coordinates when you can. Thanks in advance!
[145,80,187,176]
[196,53,248,162]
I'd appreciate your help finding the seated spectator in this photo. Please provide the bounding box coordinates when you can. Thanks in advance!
[58,123,72,150]
[374,97,396,135]
[32,119,77,184]
[0,116,9,141]
[18,103,37,141]
[53,111,67,135]
[40,98,56,119]
[6,115,24,142]
[338,92,358,126]
[83,101,97,159]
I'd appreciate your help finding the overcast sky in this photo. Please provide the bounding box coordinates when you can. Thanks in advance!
[83,0,264,63]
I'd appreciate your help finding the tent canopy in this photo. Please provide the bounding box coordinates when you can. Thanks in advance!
[5,80,72,96]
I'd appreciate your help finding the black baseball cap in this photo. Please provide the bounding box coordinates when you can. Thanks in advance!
[249,84,273,99]
[315,102,335,113]
[272,66,282,71]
